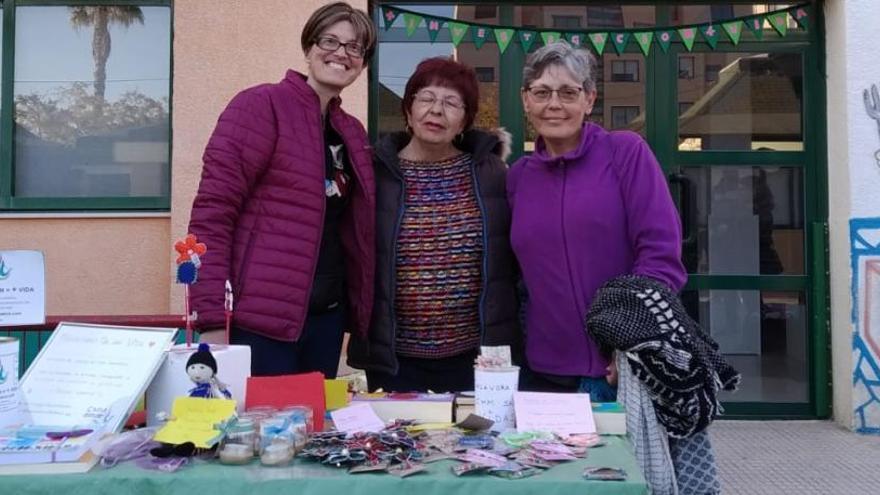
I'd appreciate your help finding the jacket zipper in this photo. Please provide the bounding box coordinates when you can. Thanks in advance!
[470,161,489,344]
[387,159,406,375]
[560,160,580,323]
[300,112,329,337]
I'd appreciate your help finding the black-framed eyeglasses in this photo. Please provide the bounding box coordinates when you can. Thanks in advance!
[315,36,365,58]
[524,86,584,104]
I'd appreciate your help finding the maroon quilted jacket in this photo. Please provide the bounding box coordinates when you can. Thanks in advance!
[188,70,375,342]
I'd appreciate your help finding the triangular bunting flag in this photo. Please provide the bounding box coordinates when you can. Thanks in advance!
[768,12,788,37]
[700,24,721,49]
[472,25,490,50]
[791,6,809,30]
[611,32,630,55]
[678,27,697,51]
[565,32,584,47]
[519,30,537,53]
[722,21,743,46]
[746,16,765,40]
[655,30,674,53]
[425,17,443,43]
[589,32,609,56]
[495,28,514,54]
[381,7,399,31]
[448,22,469,47]
[541,31,562,46]
[634,31,653,57]
[402,13,422,37]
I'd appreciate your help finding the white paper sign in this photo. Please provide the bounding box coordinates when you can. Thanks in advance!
[0,250,46,326]
[19,322,176,432]
[513,391,596,435]
[474,366,519,431]
[330,402,385,434]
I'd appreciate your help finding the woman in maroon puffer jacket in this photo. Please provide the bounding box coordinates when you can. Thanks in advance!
[188,3,376,377]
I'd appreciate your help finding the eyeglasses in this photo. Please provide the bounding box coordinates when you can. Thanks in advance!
[413,91,466,113]
[315,36,365,58]
[525,86,584,104]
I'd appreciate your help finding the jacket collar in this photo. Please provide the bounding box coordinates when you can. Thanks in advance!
[284,69,343,114]
[375,128,507,175]
[530,121,601,165]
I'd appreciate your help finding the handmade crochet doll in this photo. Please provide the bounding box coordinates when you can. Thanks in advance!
[186,343,232,399]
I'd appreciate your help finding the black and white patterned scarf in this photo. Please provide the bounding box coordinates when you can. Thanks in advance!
[586,275,740,438]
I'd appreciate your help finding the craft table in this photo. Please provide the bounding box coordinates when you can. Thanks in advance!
[0,436,647,495]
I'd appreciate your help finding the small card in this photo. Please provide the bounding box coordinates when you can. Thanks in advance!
[324,379,350,411]
[389,463,427,477]
[479,346,512,367]
[583,466,627,481]
[514,392,595,436]
[460,448,508,468]
[452,462,488,476]
[349,461,389,474]
[153,397,236,448]
[330,403,385,434]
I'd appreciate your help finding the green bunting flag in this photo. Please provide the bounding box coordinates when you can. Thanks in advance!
[610,32,630,55]
[746,16,765,40]
[722,20,743,46]
[700,24,721,49]
[495,28,514,54]
[448,21,469,47]
[541,31,562,46]
[634,31,653,57]
[768,12,788,37]
[791,6,809,30]
[565,32,584,47]
[678,27,697,52]
[402,12,422,37]
[589,32,609,56]
[655,30,674,53]
[381,7,399,31]
[519,30,537,53]
[473,25,490,50]
[425,17,443,43]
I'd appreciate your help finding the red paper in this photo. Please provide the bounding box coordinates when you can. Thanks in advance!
[245,372,326,430]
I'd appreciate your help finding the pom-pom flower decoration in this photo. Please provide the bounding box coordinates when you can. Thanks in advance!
[175,234,207,285]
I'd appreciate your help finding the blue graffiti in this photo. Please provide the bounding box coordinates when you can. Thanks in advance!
[850,218,880,433]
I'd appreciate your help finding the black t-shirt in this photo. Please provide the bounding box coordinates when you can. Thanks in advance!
[308,115,353,314]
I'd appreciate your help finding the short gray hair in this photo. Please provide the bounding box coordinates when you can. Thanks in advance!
[522,41,597,93]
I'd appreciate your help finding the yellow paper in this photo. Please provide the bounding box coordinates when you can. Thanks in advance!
[324,379,350,411]
[153,397,237,448]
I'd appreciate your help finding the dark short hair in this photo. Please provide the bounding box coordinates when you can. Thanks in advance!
[301,2,377,62]
[402,57,480,131]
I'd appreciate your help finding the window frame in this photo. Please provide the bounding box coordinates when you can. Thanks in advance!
[610,59,640,82]
[610,105,640,128]
[678,55,695,79]
[0,0,172,212]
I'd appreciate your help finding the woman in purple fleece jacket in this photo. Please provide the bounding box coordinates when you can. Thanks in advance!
[508,42,687,397]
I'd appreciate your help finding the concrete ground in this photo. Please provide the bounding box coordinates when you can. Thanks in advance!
[711,420,880,494]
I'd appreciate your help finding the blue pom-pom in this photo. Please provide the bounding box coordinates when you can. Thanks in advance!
[198,343,210,353]
[176,261,198,284]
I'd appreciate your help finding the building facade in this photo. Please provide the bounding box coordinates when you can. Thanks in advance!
[0,0,877,431]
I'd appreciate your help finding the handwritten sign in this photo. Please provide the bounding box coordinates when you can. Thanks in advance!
[153,397,236,448]
[0,250,45,327]
[513,392,596,435]
[329,402,385,434]
[474,367,518,431]
[19,322,176,432]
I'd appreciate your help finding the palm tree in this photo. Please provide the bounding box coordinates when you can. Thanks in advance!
[69,6,145,101]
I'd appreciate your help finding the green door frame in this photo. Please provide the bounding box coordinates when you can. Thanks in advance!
[370,1,829,418]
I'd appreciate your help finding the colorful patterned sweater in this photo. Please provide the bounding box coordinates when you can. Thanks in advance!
[394,153,484,359]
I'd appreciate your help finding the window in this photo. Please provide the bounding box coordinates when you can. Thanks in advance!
[473,5,496,19]
[586,6,624,28]
[679,102,694,115]
[705,64,722,83]
[611,60,639,82]
[679,56,695,79]
[552,15,581,29]
[611,106,640,128]
[1,2,172,210]
[475,67,495,83]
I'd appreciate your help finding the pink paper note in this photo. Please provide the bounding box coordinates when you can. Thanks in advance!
[513,392,596,436]
[330,403,385,434]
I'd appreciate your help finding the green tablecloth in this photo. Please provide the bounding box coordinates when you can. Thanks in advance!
[0,436,647,495]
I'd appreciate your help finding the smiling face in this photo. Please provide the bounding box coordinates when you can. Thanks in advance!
[305,20,366,96]
[187,363,213,385]
[522,64,597,146]
[406,85,467,148]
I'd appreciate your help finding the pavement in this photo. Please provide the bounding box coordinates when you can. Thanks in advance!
[711,420,880,494]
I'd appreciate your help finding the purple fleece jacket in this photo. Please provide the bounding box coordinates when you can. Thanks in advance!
[508,123,686,377]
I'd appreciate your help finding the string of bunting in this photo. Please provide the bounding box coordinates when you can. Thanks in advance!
[381,3,811,57]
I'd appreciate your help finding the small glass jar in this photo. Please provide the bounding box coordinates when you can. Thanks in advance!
[278,405,314,434]
[218,418,257,465]
[259,418,295,467]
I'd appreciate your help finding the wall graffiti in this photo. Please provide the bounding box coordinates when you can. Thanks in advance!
[851,218,880,433]
[864,83,880,167]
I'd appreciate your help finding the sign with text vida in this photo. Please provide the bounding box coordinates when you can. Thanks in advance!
[0,251,46,327]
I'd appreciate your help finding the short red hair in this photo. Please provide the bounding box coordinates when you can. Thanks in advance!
[402,57,479,130]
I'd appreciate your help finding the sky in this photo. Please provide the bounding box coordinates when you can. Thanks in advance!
[379,5,455,97]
